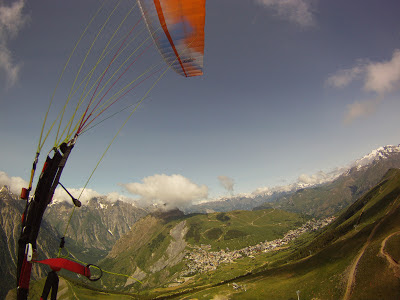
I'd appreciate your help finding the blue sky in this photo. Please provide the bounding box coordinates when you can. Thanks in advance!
[1,0,400,207]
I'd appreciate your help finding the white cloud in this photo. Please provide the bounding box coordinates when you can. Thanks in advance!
[252,167,346,197]
[0,0,28,87]
[104,191,139,203]
[326,49,400,123]
[252,184,294,196]
[343,98,382,124]
[364,49,400,94]
[325,63,365,89]
[218,175,235,193]
[327,50,400,94]
[298,171,332,185]
[121,174,208,210]
[53,187,140,204]
[53,187,101,204]
[105,191,127,202]
[255,0,316,27]
[0,0,27,38]
[0,170,139,206]
[0,44,20,86]
[0,171,27,195]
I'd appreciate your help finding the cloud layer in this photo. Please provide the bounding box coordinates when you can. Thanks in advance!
[0,170,138,206]
[252,167,345,197]
[121,174,208,210]
[0,170,207,210]
[326,49,400,123]
[0,0,28,87]
[53,187,101,204]
[0,171,27,195]
[255,0,316,27]
[297,170,340,186]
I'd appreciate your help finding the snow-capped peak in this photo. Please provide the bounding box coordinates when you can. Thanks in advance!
[0,185,10,194]
[355,145,400,169]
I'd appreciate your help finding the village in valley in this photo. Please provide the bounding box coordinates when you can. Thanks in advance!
[181,217,335,276]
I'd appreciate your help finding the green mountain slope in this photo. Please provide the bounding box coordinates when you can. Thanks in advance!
[93,209,309,293]
[257,150,400,217]
[159,168,400,299]
[22,169,400,299]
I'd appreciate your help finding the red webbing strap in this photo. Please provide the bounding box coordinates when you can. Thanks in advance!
[18,256,32,289]
[33,258,91,278]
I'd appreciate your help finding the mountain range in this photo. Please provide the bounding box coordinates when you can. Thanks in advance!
[0,187,60,299]
[189,145,400,215]
[0,190,146,299]
[263,145,400,216]
[1,144,400,298]
[20,167,400,299]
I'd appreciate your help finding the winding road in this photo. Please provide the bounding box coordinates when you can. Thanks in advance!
[380,231,400,276]
[343,196,400,300]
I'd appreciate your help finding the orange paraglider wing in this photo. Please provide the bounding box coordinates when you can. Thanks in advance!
[138,0,206,77]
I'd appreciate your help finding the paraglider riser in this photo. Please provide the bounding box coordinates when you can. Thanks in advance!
[17,143,73,300]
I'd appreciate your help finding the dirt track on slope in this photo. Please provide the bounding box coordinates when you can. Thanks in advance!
[380,231,400,277]
[343,233,371,300]
[343,197,400,300]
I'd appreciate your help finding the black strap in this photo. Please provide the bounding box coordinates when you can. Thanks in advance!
[58,182,81,207]
[59,237,65,249]
[41,270,59,300]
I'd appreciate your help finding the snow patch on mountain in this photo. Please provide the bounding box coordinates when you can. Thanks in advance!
[252,167,346,197]
[199,144,400,209]
[0,185,10,194]
[271,144,400,193]
[354,145,400,170]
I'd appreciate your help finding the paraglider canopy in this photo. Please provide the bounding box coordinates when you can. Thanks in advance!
[138,0,206,77]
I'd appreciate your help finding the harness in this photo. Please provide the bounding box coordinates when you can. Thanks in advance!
[16,142,102,300]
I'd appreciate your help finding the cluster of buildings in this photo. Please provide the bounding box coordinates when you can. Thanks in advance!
[181,217,335,276]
